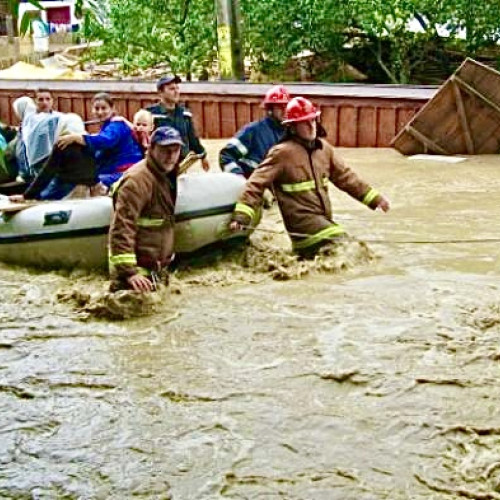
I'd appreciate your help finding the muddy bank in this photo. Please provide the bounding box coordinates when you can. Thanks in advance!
[1,147,500,499]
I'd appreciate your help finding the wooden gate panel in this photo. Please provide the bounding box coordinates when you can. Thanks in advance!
[358,107,377,147]
[203,101,221,138]
[377,108,397,147]
[220,102,236,138]
[338,106,358,147]
[321,106,338,146]
[235,102,251,131]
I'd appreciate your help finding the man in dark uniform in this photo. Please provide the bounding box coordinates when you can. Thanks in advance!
[147,75,210,171]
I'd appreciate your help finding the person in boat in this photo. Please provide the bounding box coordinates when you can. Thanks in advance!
[108,126,183,293]
[147,74,210,171]
[229,97,391,257]
[11,96,38,182]
[57,92,143,195]
[112,109,154,155]
[0,122,18,183]
[219,85,291,178]
[34,88,55,114]
[132,109,154,154]
[9,113,97,202]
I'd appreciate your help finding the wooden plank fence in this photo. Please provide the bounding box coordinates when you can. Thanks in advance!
[0,80,436,147]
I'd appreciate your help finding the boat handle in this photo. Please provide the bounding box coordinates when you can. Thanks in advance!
[44,210,72,226]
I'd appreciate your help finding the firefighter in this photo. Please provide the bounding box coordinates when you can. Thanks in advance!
[108,126,183,292]
[229,97,390,257]
[219,85,291,178]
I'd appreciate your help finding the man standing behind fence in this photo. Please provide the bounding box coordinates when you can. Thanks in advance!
[147,75,210,171]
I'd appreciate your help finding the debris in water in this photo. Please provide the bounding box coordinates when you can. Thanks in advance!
[58,288,163,320]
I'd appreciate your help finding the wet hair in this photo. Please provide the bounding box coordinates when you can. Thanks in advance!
[133,109,153,125]
[92,92,114,107]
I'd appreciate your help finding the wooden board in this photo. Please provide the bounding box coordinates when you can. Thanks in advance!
[392,58,500,155]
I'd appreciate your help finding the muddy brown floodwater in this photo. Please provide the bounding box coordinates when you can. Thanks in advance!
[2,144,500,499]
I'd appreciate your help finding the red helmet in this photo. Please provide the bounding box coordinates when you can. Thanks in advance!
[282,97,321,124]
[262,85,291,106]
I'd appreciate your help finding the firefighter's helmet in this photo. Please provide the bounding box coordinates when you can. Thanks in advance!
[262,85,291,106]
[282,97,321,124]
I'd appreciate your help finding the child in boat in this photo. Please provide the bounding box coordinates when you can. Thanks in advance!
[132,109,153,154]
[110,109,153,155]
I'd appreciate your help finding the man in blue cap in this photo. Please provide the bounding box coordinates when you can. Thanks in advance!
[147,74,210,171]
[108,126,183,292]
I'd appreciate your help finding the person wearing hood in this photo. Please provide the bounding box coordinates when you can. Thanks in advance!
[11,96,37,182]
[219,85,291,178]
[229,97,391,257]
[108,126,183,293]
[9,113,97,201]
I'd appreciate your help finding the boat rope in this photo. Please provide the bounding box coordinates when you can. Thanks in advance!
[241,225,500,245]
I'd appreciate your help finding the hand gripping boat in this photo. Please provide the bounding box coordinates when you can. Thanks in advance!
[0,173,255,270]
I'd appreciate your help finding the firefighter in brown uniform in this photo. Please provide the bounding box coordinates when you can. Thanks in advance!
[108,126,183,292]
[230,97,391,256]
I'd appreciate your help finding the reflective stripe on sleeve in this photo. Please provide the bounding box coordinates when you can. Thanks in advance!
[292,224,345,250]
[234,202,255,220]
[109,253,137,266]
[240,158,259,169]
[137,218,165,227]
[228,137,248,155]
[362,188,379,206]
[223,161,242,174]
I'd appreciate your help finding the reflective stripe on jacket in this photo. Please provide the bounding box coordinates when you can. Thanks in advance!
[109,155,177,279]
[219,116,285,178]
[146,103,206,159]
[231,137,381,250]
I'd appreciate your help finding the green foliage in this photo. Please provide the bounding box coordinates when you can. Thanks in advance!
[241,0,347,76]
[85,0,217,76]
[83,0,500,83]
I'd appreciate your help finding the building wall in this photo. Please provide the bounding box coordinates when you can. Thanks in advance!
[18,0,80,31]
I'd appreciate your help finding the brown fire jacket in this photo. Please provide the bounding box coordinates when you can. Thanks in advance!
[231,136,382,251]
[108,154,177,279]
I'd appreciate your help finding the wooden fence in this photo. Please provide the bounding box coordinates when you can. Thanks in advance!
[0,80,437,147]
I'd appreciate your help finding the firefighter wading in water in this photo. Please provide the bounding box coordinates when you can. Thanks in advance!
[108,126,183,292]
[230,97,391,256]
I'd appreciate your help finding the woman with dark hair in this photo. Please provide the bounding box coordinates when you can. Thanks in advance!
[58,92,143,194]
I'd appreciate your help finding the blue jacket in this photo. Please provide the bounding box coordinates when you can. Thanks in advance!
[146,103,206,159]
[219,116,285,178]
[84,120,143,182]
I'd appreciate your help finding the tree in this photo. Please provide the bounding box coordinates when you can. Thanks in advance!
[83,0,500,82]
[433,0,500,54]
[241,0,348,78]
[85,0,217,77]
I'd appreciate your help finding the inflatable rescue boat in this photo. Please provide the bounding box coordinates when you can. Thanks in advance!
[0,173,254,270]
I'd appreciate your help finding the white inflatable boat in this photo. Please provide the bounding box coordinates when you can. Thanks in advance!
[0,173,254,270]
